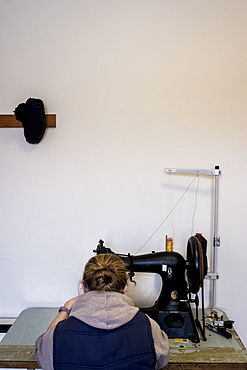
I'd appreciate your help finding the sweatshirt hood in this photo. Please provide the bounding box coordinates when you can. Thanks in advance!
[70,291,139,330]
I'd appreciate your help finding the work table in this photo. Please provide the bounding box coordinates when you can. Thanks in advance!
[0,308,246,369]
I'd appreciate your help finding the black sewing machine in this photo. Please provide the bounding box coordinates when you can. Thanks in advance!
[94,235,207,343]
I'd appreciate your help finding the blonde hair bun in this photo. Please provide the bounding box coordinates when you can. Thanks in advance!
[83,254,127,292]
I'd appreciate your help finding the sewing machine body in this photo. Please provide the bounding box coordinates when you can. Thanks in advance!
[120,251,187,310]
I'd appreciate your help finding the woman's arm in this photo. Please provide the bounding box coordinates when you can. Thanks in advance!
[47,296,79,330]
[148,317,169,369]
[35,297,79,370]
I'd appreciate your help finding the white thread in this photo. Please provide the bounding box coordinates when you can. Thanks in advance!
[190,175,200,235]
[135,175,198,255]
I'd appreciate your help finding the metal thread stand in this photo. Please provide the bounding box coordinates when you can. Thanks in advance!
[165,166,221,310]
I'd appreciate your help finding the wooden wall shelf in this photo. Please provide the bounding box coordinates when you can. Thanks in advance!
[0,114,56,128]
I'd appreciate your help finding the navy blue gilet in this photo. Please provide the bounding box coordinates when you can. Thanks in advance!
[53,310,156,370]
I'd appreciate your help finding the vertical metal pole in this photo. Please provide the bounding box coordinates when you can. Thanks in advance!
[165,166,221,310]
[212,168,220,310]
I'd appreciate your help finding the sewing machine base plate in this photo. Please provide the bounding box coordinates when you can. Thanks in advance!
[141,307,200,343]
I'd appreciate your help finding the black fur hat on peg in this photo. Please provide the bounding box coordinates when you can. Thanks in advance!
[14,97,46,144]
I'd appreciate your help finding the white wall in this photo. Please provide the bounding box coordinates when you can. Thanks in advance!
[1,0,247,347]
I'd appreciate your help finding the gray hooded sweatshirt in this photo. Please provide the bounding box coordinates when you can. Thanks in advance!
[35,291,169,370]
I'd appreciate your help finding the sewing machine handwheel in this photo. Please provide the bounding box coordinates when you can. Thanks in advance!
[187,236,204,294]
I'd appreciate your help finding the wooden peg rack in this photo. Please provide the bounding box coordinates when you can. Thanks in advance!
[0,114,56,128]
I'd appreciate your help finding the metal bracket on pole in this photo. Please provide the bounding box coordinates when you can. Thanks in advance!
[214,236,220,247]
[205,273,219,280]
[165,165,221,310]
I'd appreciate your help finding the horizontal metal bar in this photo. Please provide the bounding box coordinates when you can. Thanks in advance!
[165,168,221,176]
[0,318,16,325]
